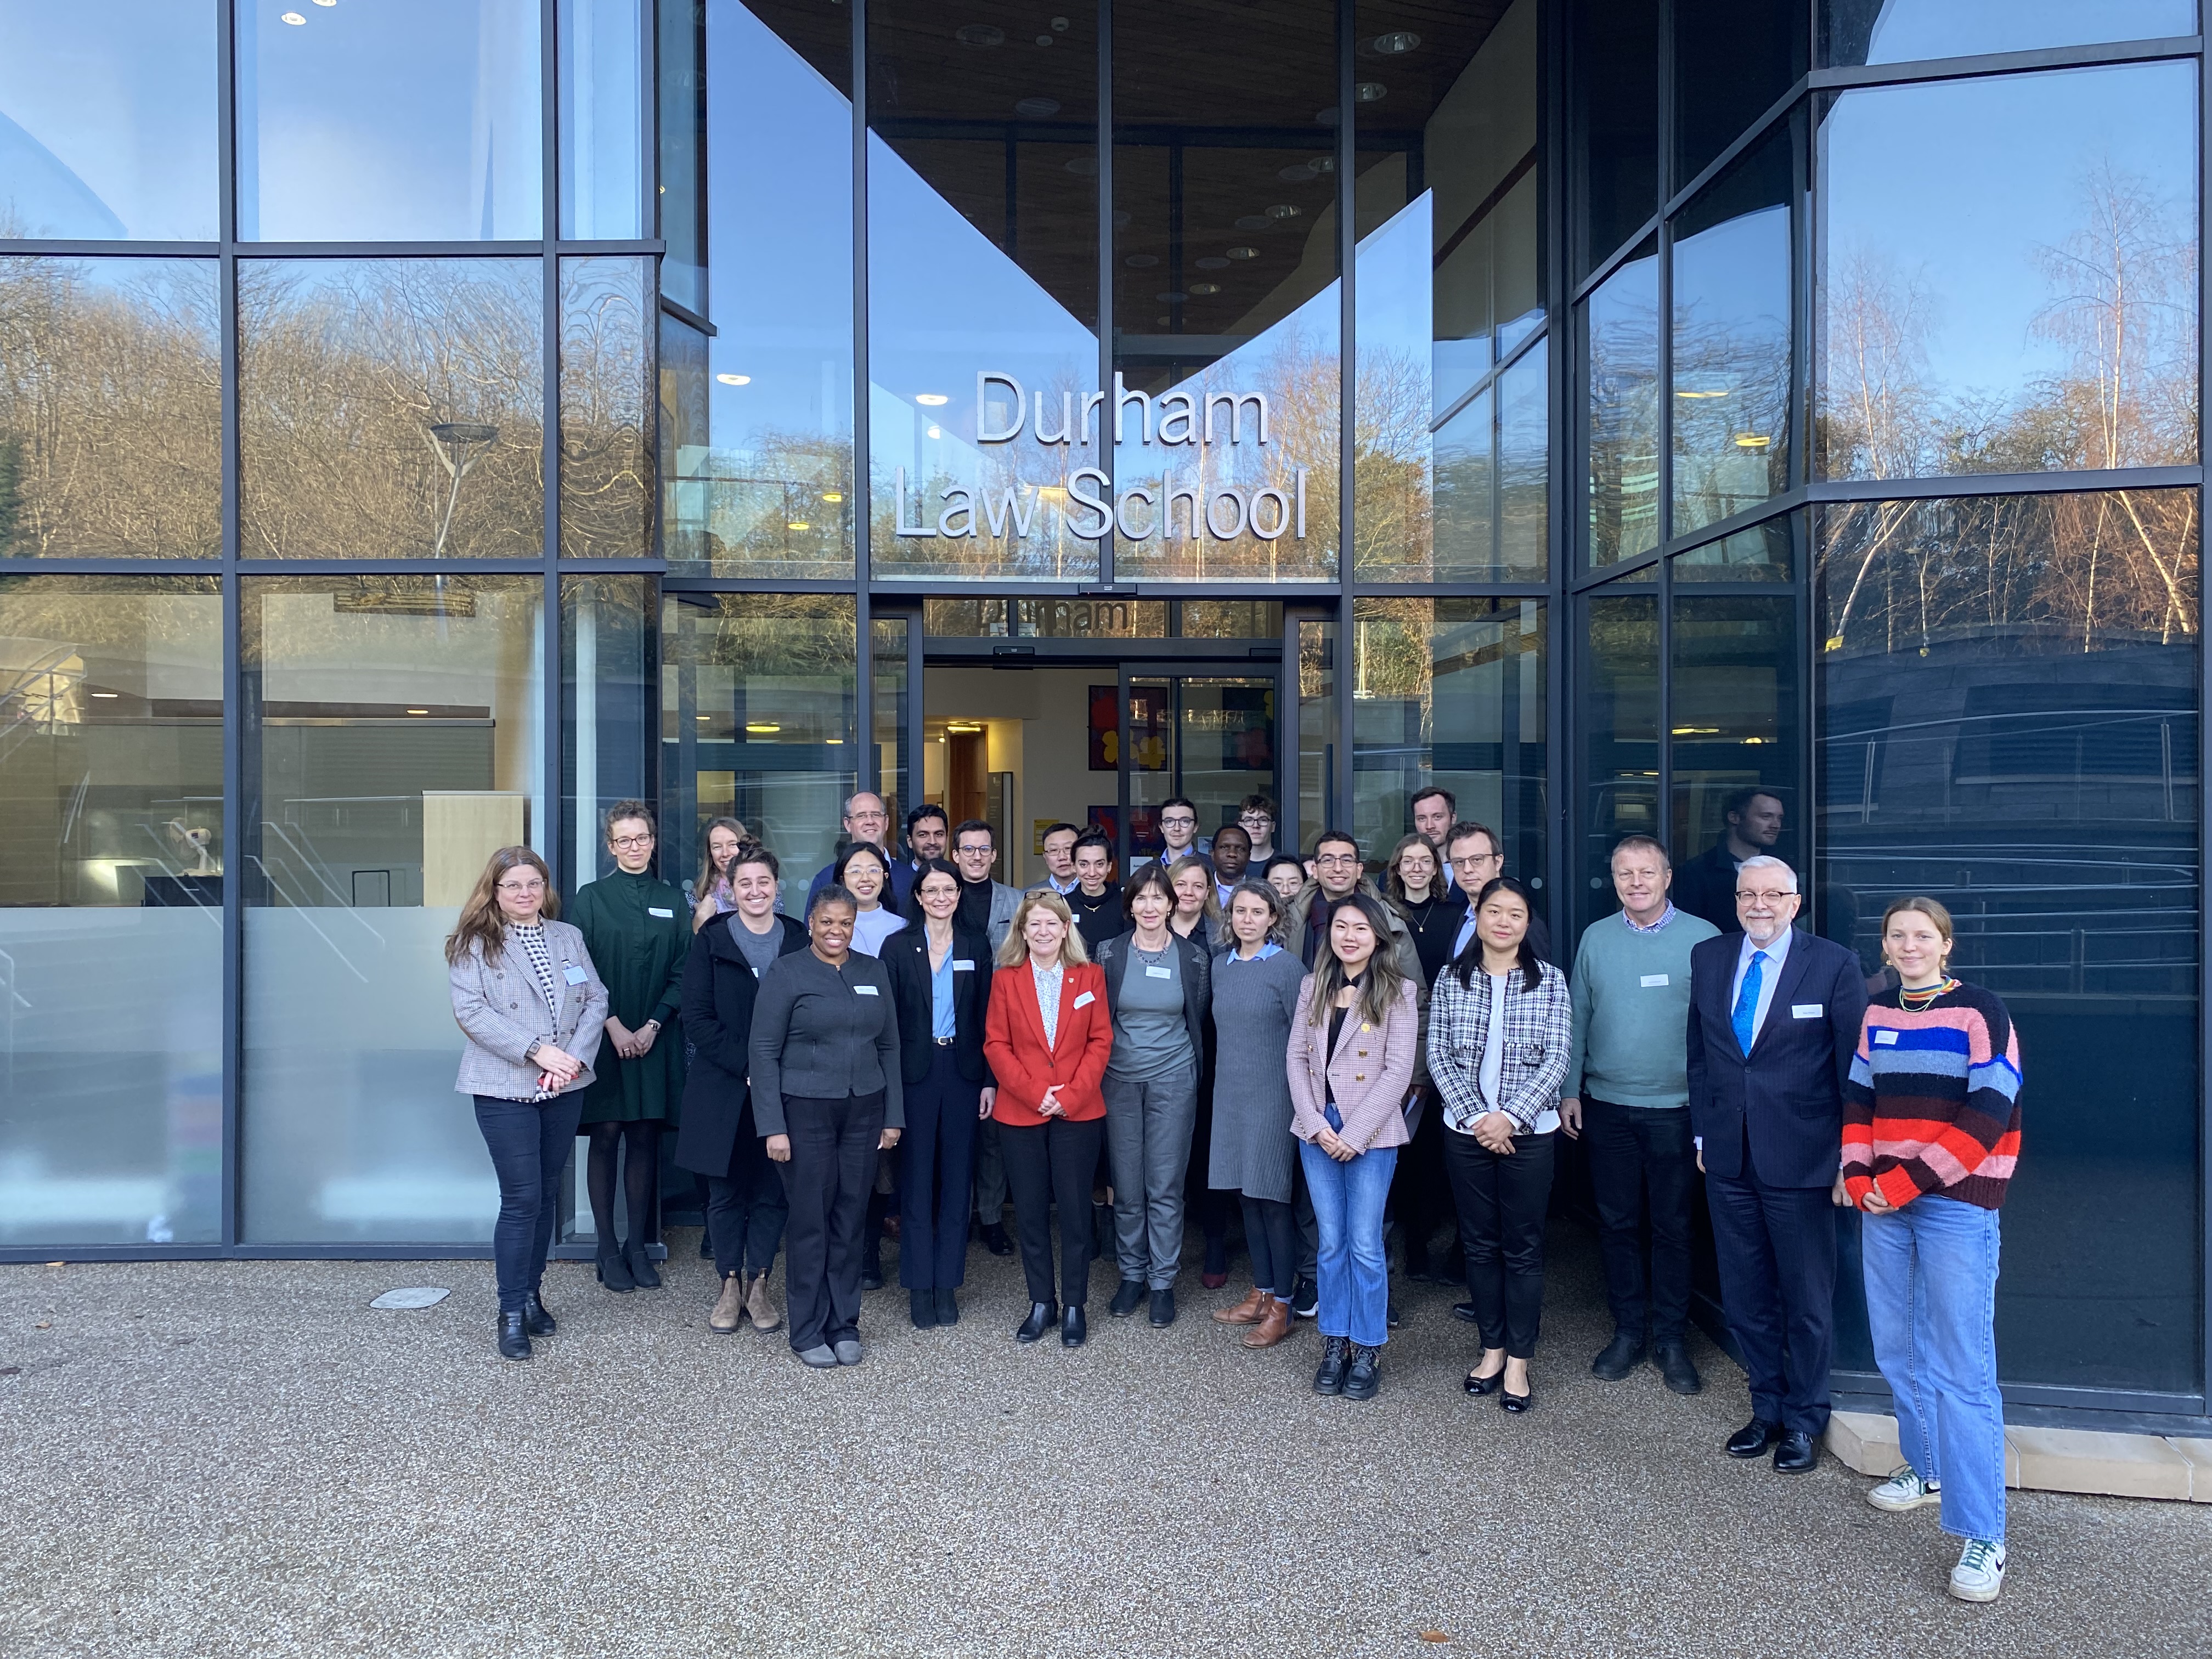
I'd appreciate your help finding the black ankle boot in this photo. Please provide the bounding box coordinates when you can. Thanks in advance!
[523,1291,556,1336]
[595,1243,635,1293]
[1343,1343,1381,1400]
[1016,1301,1057,1343]
[910,1289,937,1329]
[624,1238,661,1290]
[1313,1334,1350,1395]
[497,1310,531,1361]
[935,1289,958,1325]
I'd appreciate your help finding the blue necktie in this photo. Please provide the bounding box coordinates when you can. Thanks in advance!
[1733,950,1767,1057]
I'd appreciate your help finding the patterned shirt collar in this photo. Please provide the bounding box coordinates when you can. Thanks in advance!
[1621,903,1677,934]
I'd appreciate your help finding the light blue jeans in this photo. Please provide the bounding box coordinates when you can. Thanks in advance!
[1299,1139,1398,1348]
[1863,1195,2006,1543]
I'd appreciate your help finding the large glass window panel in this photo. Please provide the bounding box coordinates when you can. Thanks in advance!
[1111,0,1340,582]
[1816,62,2198,483]
[1498,336,1549,574]
[0,4,217,240]
[658,0,707,313]
[873,614,909,830]
[868,0,1099,582]
[1816,490,2199,1393]
[241,575,549,1243]
[238,259,545,560]
[560,256,652,558]
[1583,239,1659,567]
[559,0,645,239]
[1822,1,2197,68]
[664,1,854,579]
[1672,1,1804,190]
[0,577,223,1246]
[1352,598,1547,912]
[1672,131,1791,536]
[1296,616,1337,855]
[1576,584,1658,934]
[562,575,652,889]
[662,594,855,915]
[1669,593,1800,890]
[236,0,543,242]
[1572,0,1658,277]
[0,257,219,560]
[1675,515,1792,582]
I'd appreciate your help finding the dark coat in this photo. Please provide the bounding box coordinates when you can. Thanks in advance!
[670,912,808,1178]
[1685,929,1868,1189]
[881,921,996,1085]
[1671,841,1743,933]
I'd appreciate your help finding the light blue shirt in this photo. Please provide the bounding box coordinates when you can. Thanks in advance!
[930,949,956,1041]
[1223,941,1283,963]
[1730,927,1794,1049]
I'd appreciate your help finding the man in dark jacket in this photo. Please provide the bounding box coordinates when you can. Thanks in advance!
[1673,788,1785,932]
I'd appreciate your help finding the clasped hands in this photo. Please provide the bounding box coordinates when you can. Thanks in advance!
[603,1017,660,1062]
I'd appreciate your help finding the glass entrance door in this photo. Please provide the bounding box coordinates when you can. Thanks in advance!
[1116,667,1279,869]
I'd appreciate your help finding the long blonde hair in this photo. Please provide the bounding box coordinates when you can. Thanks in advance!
[445,846,557,965]
[996,889,1092,970]
[1303,892,1409,1029]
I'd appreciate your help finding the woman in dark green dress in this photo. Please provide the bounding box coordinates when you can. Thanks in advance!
[567,800,691,1291]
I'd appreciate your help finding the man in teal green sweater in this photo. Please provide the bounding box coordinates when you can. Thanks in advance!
[1561,834,1719,1396]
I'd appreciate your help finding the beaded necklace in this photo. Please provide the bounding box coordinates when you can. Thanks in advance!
[1898,975,1957,1013]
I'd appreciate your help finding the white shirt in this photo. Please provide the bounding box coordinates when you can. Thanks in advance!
[1729,926,1794,1049]
[850,908,907,958]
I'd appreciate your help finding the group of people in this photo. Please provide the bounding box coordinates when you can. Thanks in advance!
[444,783,2025,1604]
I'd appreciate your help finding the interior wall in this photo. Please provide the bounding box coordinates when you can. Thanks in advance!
[924,665,1101,887]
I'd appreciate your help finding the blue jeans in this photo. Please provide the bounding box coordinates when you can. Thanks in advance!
[1863,1195,2006,1543]
[473,1092,584,1314]
[1299,1139,1398,1348]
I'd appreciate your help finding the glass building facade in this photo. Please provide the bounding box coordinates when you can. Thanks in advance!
[0,1,2204,1428]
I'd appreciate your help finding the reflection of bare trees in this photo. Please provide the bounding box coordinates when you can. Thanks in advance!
[558,258,652,558]
[0,257,221,558]
[239,260,545,558]
[1587,261,1661,565]
[1353,345,1432,578]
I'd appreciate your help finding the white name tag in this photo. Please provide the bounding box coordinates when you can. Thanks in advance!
[648,906,674,918]
[563,964,589,985]
[1640,973,1669,988]
[1874,1028,1899,1046]
[853,984,878,996]
[1791,1003,1822,1019]
[1146,964,1172,979]
[1073,990,1096,1008]
[953,959,975,972]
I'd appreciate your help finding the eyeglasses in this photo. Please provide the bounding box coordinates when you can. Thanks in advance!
[1160,815,1195,829]
[1314,852,1361,867]
[1736,889,1794,905]
[496,878,545,894]
[609,834,653,850]
[1453,849,1502,867]
[956,842,994,856]
[1238,812,1273,826]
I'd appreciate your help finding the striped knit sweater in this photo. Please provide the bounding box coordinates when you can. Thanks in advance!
[1842,980,2022,1211]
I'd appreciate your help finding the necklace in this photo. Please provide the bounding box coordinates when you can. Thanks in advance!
[1132,934,1171,962]
[1899,977,1956,1012]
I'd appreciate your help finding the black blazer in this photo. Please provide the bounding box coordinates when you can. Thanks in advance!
[1684,929,1868,1190]
[1093,931,1212,1057]
[670,912,808,1178]
[881,921,995,1086]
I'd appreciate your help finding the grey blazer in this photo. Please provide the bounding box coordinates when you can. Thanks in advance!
[449,919,610,1101]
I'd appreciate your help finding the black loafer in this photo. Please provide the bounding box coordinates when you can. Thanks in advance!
[1148,1288,1176,1328]
[1590,1330,1646,1381]
[1774,1430,1819,1474]
[1061,1305,1087,1347]
[1109,1280,1146,1319]
[980,1223,1014,1257]
[1728,1418,1784,1459]
[1654,1340,1703,1395]
[496,1311,531,1361]
[522,1292,556,1338]
[1015,1301,1057,1344]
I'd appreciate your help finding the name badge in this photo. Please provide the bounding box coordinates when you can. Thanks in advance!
[1791,1003,1822,1019]
[953,959,976,972]
[853,984,878,996]
[1073,990,1096,1008]
[648,906,674,918]
[1874,1028,1900,1046]
[1146,964,1172,979]
[563,964,589,985]
[1639,973,1669,988]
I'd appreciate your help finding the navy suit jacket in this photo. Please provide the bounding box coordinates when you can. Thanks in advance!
[1685,929,1867,1190]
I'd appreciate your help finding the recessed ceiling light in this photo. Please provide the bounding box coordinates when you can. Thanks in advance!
[955,22,1004,46]
[926,425,941,439]
[1372,30,1419,53]
[1035,35,1052,47]
[406,708,430,715]
[280,9,306,21]
[91,690,119,698]
[1226,246,1259,260]
[1279,164,1317,182]
[915,393,950,405]
[746,722,782,733]
[787,521,811,531]
[1733,433,1772,448]
[1356,82,1388,103]
[821,491,845,503]
[1189,281,1220,295]
[1308,154,1336,173]
[1051,15,1068,29]
[716,373,749,385]
[1267,203,1301,219]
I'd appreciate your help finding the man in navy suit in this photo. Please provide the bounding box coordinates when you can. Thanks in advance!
[1685,855,1866,1474]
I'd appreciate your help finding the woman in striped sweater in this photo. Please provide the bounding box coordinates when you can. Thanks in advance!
[1842,896,2022,1605]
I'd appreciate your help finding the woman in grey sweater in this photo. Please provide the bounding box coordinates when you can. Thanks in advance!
[1206,881,1310,1349]
[749,884,904,1369]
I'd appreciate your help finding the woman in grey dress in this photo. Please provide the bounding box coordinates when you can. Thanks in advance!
[1206,880,1310,1349]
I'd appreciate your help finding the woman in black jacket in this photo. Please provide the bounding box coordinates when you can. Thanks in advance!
[672,844,808,1335]
[882,859,996,1328]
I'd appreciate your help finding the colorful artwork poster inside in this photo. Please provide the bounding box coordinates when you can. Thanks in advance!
[1088,685,1118,771]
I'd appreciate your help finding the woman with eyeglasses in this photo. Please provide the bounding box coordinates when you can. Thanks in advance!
[834,841,908,958]
[447,845,609,1361]
[567,801,692,1294]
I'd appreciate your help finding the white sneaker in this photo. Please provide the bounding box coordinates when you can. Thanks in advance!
[1949,1538,2006,1602]
[1867,1466,1942,1512]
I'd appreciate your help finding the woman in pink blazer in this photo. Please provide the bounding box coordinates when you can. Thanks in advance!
[1288,891,1418,1402]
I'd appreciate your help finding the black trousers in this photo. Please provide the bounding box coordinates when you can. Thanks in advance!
[777,1090,886,1353]
[1000,1114,1105,1307]
[1583,1097,1697,1342]
[704,1096,787,1281]
[473,1092,583,1314]
[1707,1158,1837,1438]
[899,1047,980,1291]
[1389,1090,1455,1266]
[1443,1124,1556,1358]
[1239,1193,1299,1301]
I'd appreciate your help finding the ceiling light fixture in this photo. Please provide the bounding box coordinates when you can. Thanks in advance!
[1194,255,1231,270]
[91,690,119,698]
[1356,81,1389,103]
[926,425,941,439]
[1226,246,1259,260]
[280,9,305,21]
[1372,30,1419,53]
[1234,215,1272,230]
[1189,281,1220,295]
[746,722,782,733]
[787,521,811,531]
[955,22,1004,46]
[1125,253,1159,268]
[716,373,750,385]
[1266,203,1301,219]
[1733,433,1772,448]
[406,708,430,715]
[821,491,845,503]
[915,393,950,405]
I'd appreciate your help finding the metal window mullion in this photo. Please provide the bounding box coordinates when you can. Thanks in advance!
[854,0,873,786]
[1334,0,1355,835]
[216,0,243,1253]
[543,0,565,892]
[2197,33,2211,1410]
[1542,0,1570,927]
[1097,0,1115,589]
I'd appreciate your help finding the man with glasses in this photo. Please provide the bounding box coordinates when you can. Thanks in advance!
[1686,855,1866,1476]
[1237,794,1279,864]
[806,791,916,911]
[1443,821,1553,965]
[1138,795,1210,874]
[950,819,1022,951]
[1031,821,1082,896]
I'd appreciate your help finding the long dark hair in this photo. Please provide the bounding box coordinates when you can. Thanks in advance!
[1451,876,1543,994]
[833,840,892,905]
[1303,891,1410,1029]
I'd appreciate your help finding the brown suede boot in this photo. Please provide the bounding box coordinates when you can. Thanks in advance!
[1212,1286,1269,1325]
[1243,1295,1294,1348]
[744,1272,782,1333]
[709,1273,745,1334]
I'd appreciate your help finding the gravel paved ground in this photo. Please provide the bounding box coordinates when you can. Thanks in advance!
[3,1225,2205,1659]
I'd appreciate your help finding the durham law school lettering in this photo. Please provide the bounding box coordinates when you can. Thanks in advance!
[893,372,1309,542]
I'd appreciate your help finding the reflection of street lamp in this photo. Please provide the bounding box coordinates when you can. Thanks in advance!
[427,421,499,557]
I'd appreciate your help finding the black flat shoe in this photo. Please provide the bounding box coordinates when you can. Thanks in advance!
[1728,1418,1784,1459]
[1450,1299,1480,1324]
[1774,1430,1819,1474]
[1061,1305,1087,1347]
[1015,1301,1058,1344]
[1148,1288,1176,1328]
[910,1290,937,1329]
[1654,1340,1703,1395]
[595,1244,635,1293]
[1464,1367,1504,1396]
[496,1311,531,1361]
[935,1289,958,1325]
[1499,1383,1533,1414]
[1109,1279,1146,1319]
[624,1239,661,1290]
[522,1292,556,1337]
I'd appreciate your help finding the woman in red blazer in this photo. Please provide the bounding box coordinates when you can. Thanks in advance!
[984,890,1115,1348]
